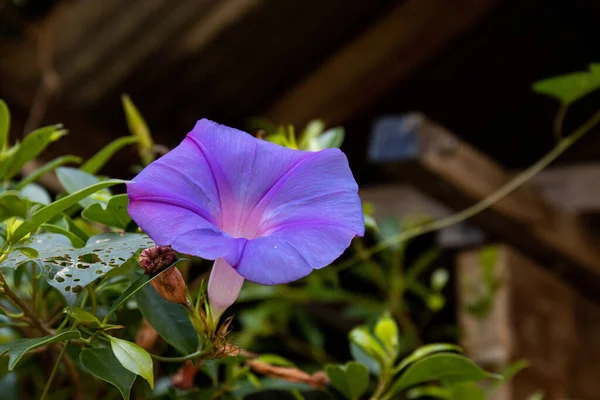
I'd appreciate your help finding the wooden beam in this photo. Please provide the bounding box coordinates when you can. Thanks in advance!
[457,245,580,399]
[266,0,502,126]
[369,114,600,296]
[360,184,484,248]
[531,163,600,214]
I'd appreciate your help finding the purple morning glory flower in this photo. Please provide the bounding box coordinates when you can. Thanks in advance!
[127,120,364,320]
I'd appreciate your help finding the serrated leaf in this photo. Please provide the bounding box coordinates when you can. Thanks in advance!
[3,233,154,304]
[80,347,135,400]
[81,194,131,229]
[136,284,198,355]
[533,64,600,104]
[109,336,154,389]
[56,167,111,208]
[9,179,125,243]
[386,353,490,397]
[81,136,138,175]
[0,99,9,151]
[2,125,67,181]
[325,362,369,400]
[0,330,80,370]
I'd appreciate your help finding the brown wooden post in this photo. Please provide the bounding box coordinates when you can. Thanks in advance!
[457,245,600,399]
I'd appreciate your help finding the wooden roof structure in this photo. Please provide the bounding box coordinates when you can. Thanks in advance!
[2,0,599,176]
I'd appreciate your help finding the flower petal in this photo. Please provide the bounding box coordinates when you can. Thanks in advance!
[208,257,245,324]
[187,119,309,238]
[236,236,312,285]
[127,200,245,266]
[127,136,222,226]
[253,148,364,269]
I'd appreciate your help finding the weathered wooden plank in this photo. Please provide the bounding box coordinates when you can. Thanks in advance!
[359,184,485,248]
[267,0,502,126]
[532,163,600,214]
[370,114,600,294]
[457,245,578,399]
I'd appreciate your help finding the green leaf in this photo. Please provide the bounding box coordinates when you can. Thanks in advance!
[349,326,387,367]
[19,183,51,205]
[136,284,199,355]
[9,179,125,243]
[0,330,80,370]
[80,347,135,400]
[81,194,131,229]
[108,336,154,389]
[81,136,138,175]
[325,362,369,400]
[314,127,344,150]
[526,390,545,400]
[14,247,38,258]
[122,95,153,165]
[0,191,29,222]
[69,307,100,324]
[431,269,449,292]
[374,313,399,361]
[103,260,185,323]
[56,167,112,208]
[533,64,600,104]
[386,354,491,397]
[4,232,154,304]
[0,100,10,152]
[16,155,82,189]
[2,125,67,181]
[448,382,486,400]
[395,344,463,374]
[350,341,381,376]
[40,223,86,247]
[299,120,325,150]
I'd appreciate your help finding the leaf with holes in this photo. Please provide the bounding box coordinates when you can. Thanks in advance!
[3,233,154,305]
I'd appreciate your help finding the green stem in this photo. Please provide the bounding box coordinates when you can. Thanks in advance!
[31,262,38,314]
[370,368,393,400]
[40,343,68,400]
[338,107,600,272]
[553,103,568,140]
[149,348,211,362]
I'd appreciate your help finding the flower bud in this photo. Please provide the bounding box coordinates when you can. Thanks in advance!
[150,265,189,307]
[139,245,177,274]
